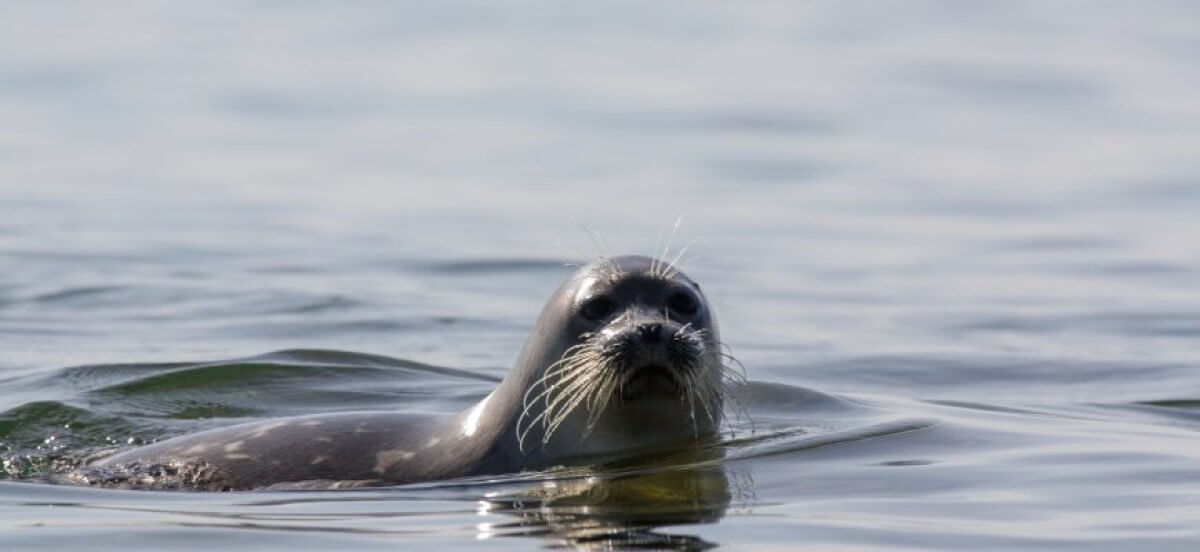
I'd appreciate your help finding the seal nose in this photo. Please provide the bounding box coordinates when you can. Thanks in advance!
[638,322,664,344]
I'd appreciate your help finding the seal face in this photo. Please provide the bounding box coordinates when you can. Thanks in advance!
[512,255,724,460]
[81,255,731,490]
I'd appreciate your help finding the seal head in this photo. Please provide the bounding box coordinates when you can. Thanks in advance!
[494,254,725,467]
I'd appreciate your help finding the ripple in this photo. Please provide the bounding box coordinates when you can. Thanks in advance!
[423,258,573,274]
[211,317,457,338]
[905,62,1104,103]
[33,285,127,303]
[707,157,834,183]
[75,349,499,398]
[727,417,940,462]
[796,354,1189,399]
[949,311,1200,338]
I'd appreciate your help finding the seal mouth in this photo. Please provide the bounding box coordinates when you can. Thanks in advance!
[621,363,682,398]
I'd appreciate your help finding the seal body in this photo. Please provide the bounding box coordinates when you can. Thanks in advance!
[85,255,724,489]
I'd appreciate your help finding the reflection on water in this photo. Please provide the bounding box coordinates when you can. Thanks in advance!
[482,460,732,550]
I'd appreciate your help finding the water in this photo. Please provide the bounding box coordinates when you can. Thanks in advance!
[3,0,1199,549]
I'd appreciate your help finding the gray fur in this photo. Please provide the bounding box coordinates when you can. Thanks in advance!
[85,255,723,489]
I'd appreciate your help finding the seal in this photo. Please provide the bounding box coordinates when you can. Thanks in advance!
[79,255,735,490]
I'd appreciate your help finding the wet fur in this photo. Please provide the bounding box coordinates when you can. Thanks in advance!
[83,254,747,489]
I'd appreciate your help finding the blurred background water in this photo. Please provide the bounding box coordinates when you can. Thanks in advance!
[2,1,1199,550]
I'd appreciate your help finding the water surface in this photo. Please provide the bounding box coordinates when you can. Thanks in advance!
[3,1,1200,549]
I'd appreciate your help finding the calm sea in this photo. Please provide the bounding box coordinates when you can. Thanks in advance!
[2,1,1199,549]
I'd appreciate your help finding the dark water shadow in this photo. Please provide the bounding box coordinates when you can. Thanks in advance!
[478,448,733,550]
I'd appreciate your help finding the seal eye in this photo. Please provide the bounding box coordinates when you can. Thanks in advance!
[580,296,617,321]
[667,292,698,316]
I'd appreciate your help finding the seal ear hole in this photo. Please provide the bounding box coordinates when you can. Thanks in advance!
[667,292,698,316]
[580,296,617,321]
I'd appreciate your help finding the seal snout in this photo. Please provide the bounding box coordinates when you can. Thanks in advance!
[600,319,703,398]
[606,320,684,357]
[636,322,666,345]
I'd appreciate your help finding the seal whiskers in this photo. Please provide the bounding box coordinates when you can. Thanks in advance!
[517,320,738,453]
[517,334,619,450]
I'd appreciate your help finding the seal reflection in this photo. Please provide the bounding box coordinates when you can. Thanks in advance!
[478,450,733,550]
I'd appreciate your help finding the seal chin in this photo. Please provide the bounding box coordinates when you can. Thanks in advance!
[621,364,682,399]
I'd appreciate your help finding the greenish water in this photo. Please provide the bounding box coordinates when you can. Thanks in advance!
[3,1,1200,549]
